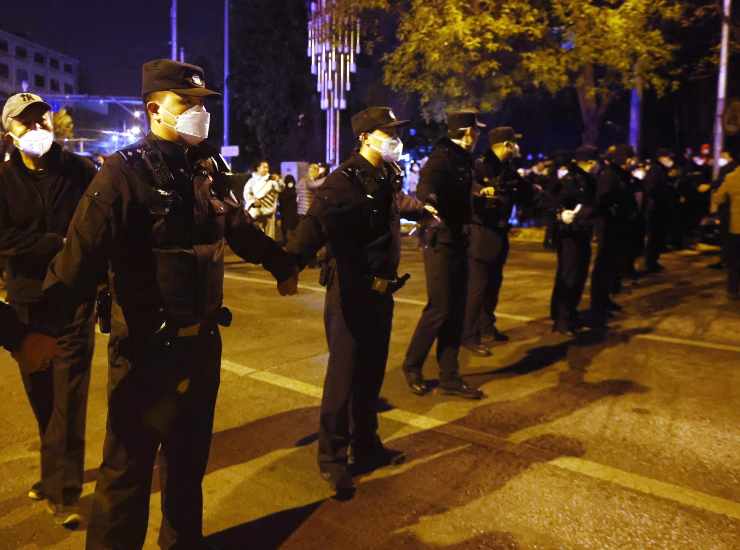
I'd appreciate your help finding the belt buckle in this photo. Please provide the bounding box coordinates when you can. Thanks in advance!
[371,276,390,294]
[176,323,201,337]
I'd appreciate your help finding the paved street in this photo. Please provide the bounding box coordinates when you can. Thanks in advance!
[1,237,739,550]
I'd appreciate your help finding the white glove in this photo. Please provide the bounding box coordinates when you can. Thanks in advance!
[560,204,582,225]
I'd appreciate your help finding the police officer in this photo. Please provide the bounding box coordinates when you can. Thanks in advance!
[0,92,98,528]
[462,126,532,351]
[43,59,298,550]
[549,146,598,335]
[402,110,485,400]
[643,149,674,273]
[590,144,636,330]
[286,106,427,492]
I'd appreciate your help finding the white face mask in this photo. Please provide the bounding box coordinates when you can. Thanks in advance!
[11,129,54,158]
[160,104,210,145]
[368,133,403,163]
[658,157,674,169]
[632,168,646,180]
[557,167,569,179]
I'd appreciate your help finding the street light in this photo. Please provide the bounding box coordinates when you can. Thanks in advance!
[133,110,142,119]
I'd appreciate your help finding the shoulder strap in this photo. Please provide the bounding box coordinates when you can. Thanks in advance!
[118,141,175,191]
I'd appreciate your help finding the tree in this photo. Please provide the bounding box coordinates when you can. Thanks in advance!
[230,0,318,165]
[524,0,682,145]
[336,0,683,145]
[382,0,545,120]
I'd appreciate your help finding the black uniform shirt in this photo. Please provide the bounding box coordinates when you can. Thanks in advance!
[44,133,295,331]
[472,149,533,228]
[553,164,596,231]
[416,138,473,241]
[286,152,423,284]
[0,144,96,304]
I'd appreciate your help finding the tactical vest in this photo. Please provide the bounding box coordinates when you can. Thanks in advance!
[116,140,227,326]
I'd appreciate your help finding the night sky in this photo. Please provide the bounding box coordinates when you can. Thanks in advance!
[3,0,224,96]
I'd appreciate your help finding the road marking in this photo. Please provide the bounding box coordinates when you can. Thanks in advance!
[224,273,740,353]
[220,356,740,522]
[551,457,740,521]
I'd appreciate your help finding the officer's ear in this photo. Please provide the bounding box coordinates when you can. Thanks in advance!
[146,101,161,124]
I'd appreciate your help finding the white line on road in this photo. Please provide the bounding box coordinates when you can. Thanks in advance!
[224,273,740,353]
[219,357,740,523]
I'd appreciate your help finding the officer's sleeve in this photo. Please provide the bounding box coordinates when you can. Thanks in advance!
[396,191,425,220]
[43,162,121,305]
[0,300,26,352]
[220,189,296,282]
[416,157,445,207]
[284,177,343,268]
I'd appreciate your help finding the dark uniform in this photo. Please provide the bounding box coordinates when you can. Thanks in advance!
[590,146,636,327]
[462,128,533,347]
[643,155,673,272]
[287,108,423,485]
[403,111,484,398]
[43,60,296,549]
[549,156,596,333]
[278,175,299,244]
[0,93,97,516]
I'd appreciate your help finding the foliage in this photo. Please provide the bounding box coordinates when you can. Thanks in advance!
[230,0,315,164]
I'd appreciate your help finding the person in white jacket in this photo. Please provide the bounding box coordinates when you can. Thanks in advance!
[243,160,285,239]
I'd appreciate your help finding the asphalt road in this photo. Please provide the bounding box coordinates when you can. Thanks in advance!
[1,239,739,550]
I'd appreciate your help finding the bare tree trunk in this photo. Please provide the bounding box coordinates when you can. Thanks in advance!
[576,64,610,146]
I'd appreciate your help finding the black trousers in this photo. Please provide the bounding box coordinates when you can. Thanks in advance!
[319,273,393,473]
[14,299,95,507]
[645,211,667,269]
[86,328,221,550]
[403,243,467,382]
[590,229,620,325]
[462,231,509,344]
[550,231,592,327]
[726,234,740,297]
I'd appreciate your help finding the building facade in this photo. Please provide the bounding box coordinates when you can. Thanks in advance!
[0,29,79,98]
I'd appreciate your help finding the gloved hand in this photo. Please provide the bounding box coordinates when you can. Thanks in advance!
[559,204,582,225]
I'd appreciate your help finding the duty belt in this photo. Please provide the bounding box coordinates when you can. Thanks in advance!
[369,274,411,295]
[158,307,233,339]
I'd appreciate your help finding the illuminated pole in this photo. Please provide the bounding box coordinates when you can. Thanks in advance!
[712,0,732,180]
[308,0,359,166]
[170,0,178,61]
[224,0,230,148]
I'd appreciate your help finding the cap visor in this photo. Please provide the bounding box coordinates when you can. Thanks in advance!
[172,87,221,98]
[475,120,487,128]
[379,119,411,130]
[10,100,52,120]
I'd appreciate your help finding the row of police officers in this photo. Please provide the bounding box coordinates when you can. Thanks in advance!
[0,56,665,549]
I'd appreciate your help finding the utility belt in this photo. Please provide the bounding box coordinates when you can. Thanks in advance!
[155,306,233,340]
[319,259,410,296]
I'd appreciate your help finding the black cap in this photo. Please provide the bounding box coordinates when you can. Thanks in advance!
[551,149,572,167]
[574,145,599,162]
[351,106,410,136]
[446,109,486,131]
[655,147,674,159]
[605,144,636,165]
[488,126,522,144]
[141,59,220,98]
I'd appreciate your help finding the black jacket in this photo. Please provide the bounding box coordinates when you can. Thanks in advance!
[0,144,96,305]
[43,134,295,334]
[551,164,596,234]
[286,153,424,285]
[595,163,638,238]
[416,138,473,244]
